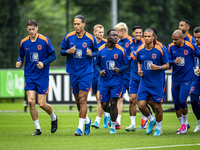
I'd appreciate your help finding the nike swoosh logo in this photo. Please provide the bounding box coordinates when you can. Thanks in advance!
[26,48,29,50]
[173,51,176,53]
[70,43,74,44]
[102,55,106,58]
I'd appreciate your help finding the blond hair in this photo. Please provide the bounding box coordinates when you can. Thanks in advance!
[114,22,128,33]
[94,24,104,32]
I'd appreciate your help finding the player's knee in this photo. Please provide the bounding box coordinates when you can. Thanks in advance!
[38,102,45,109]
[28,98,35,106]
[101,102,108,112]
[180,101,187,109]
[129,97,137,105]
[79,96,87,105]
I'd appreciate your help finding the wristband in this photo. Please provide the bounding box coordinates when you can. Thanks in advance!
[159,66,161,70]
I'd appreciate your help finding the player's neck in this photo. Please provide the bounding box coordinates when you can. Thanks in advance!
[106,43,115,50]
[29,33,38,42]
[183,31,189,38]
[122,33,128,40]
[145,43,154,50]
[96,38,102,44]
[76,31,85,38]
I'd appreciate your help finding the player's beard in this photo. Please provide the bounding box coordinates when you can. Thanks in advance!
[182,30,186,34]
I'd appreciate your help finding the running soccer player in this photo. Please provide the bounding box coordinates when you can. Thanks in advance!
[178,20,196,44]
[125,26,146,131]
[96,29,129,134]
[114,22,133,129]
[136,28,169,136]
[190,27,200,133]
[178,20,195,130]
[16,19,58,135]
[168,30,200,134]
[91,24,109,129]
[60,15,99,136]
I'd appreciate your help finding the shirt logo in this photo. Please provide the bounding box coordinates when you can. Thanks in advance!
[106,60,115,70]
[141,55,144,57]
[70,43,74,44]
[102,55,106,58]
[173,51,177,53]
[37,45,42,50]
[26,48,29,50]
[114,54,118,59]
[82,42,87,48]
[184,50,188,55]
[152,53,156,59]
[125,43,129,48]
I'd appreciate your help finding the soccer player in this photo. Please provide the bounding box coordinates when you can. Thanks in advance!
[16,19,58,135]
[96,29,129,134]
[136,28,169,136]
[91,24,109,129]
[125,26,146,131]
[178,20,196,44]
[168,30,200,134]
[190,27,200,132]
[178,20,195,130]
[60,15,99,136]
[114,22,133,129]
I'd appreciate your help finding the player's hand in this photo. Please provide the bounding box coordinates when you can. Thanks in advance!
[100,70,106,77]
[16,61,21,68]
[194,68,200,76]
[151,64,159,70]
[37,61,44,69]
[68,45,76,54]
[138,69,143,76]
[113,66,119,74]
[86,48,92,57]
[174,57,181,64]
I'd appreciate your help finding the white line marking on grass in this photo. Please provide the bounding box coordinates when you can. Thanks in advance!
[113,143,200,150]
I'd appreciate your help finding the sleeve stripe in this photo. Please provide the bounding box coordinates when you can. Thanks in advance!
[20,36,29,47]
[116,44,125,56]
[38,34,49,45]
[98,44,106,51]
[185,41,195,51]
[168,43,174,53]
[85,32,94,44]
[65,31,76,41]
[155,45,163,56]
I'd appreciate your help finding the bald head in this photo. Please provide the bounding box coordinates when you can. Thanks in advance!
[172,30,184,38]
[172,30,184,47]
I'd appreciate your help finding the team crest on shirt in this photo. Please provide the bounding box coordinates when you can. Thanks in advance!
[82,42,87,48]
[37,45,42,50]
[184,50,188,55]
[152,53,156,59]
[125,43,129,48]
[114,54,118,59]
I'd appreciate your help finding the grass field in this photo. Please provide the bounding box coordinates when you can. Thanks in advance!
[0,100,200,150]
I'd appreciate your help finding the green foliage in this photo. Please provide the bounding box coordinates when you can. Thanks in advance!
[1,0,200,67]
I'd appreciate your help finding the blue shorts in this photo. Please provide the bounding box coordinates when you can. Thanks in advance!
[172,80,192,110]
[122,78,130,94]
[137,85,164,103]
[190,81,200,95]
[70,73,93,94]
[92,77,99,95]
[99,84,123,102]
[129,79,140,94]
[24,77,49,94]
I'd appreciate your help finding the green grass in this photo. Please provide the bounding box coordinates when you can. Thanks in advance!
[0,102,200,150]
